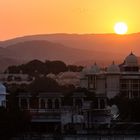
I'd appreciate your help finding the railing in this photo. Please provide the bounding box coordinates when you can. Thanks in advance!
[31,114,61,122]
[28,106,75,113]
[28,108,61,113]
[32,115,61,119]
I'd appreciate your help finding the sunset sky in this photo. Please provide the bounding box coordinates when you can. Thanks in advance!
[0,0,140,40]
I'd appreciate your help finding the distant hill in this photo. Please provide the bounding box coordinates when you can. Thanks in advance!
[0,47,24,71]
[5,40,120,65]
[0,33,140,71]
[1,33,140,54]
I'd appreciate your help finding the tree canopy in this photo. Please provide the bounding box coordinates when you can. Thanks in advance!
[5,59,83,75]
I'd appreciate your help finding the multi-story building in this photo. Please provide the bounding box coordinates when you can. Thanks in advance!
[81,52,140,99]
[17,91,86,133]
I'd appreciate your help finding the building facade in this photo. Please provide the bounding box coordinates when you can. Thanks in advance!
[81,52,140,99]
[0,83,7,107]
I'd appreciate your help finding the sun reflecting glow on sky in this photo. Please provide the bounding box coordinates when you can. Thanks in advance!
[0,0,140,40]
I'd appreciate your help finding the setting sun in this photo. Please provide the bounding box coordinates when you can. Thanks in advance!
[114,22,128,35]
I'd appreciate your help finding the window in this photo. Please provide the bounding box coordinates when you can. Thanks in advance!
[100,99,105,109]
[121,84,127,89]
[54,99,60,109]
[20,98,28,109]
[1,100,6,107]
[47,99,53,109]
[132,91,139,98]
[30,98,38,109]
[40,99,46,109]
[93,98,98,109]
[75,99,82,107]
[132,84,139,89]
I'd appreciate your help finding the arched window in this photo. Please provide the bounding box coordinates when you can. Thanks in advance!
[54,99,60,109]
[21,98,28,109]
[75,99,82,107]
[47,99,52,109]
[93,98,98,109]
[30,98,38,109]
[40,99,46,109]
[100,99,105,109]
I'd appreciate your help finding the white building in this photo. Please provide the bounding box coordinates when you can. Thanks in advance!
[0,83,7,107]
[80,52,140,99]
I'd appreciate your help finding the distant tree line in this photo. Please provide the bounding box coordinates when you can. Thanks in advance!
[5,59,83,75]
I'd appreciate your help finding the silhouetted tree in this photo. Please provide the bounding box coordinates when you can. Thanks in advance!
[5,59,83,75]
[67,65,83,72]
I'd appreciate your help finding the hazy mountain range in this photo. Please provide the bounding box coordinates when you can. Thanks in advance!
[0,33,140,71]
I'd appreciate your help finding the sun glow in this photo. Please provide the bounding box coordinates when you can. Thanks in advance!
[114,22,128,35]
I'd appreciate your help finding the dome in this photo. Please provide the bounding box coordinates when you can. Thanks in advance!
[89,63,100,74]
[125,52,138,66]
[0,83,6,95]
[107,61,120,73]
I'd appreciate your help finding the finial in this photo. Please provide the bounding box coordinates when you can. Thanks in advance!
[112,61,115,65]
[130,51,133,55]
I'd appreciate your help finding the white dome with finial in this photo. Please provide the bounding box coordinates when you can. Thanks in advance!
[107,61,120,73]
[89,63,100,74]
[125,52,138,66]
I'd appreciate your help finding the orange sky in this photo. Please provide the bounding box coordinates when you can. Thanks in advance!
[0,0,140,40]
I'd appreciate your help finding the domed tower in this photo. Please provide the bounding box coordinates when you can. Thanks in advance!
[120,53,140,99]
[89,63,100,74]
[107,61,120,74]
[123,52,139,72]
[80,67,90,88]
[0,83,7,107]
[86,63,101,91]
[106,62,120,99]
